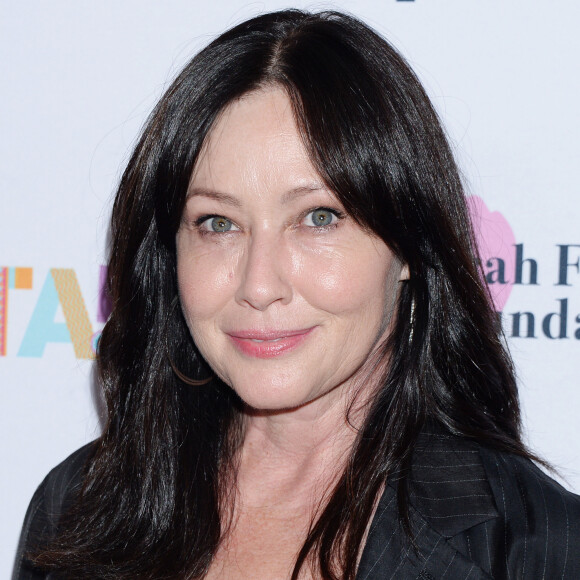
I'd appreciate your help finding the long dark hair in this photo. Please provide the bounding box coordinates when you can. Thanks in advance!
[34,9,527,579]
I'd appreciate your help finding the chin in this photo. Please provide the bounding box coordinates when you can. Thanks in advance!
[229,380,318,413]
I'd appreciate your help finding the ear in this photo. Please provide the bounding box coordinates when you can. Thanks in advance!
[399,263,410,281]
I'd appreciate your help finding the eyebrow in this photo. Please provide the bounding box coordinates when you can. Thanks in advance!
[281,184,328,204]
[186,184,330,206]
[186,188,242,207]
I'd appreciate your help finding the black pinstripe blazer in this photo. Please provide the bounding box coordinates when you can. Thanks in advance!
[13,432,580,579]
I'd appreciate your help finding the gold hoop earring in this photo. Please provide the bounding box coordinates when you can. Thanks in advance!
[169,358,214,386]
[165,297,214,386]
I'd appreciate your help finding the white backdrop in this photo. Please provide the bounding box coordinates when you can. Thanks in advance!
[2,1,579,574]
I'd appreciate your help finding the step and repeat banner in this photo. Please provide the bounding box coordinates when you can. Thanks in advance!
[2,0,579,573]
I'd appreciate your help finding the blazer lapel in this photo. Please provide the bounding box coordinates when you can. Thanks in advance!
[357,432,499,579]
[357,484,493,580]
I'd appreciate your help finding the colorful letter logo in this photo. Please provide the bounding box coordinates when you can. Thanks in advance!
[18,269,94,358]
[0,267,33,356]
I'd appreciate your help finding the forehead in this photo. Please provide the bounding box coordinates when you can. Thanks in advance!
[190,87,323,196]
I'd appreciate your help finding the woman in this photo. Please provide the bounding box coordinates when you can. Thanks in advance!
[13,9,580,580]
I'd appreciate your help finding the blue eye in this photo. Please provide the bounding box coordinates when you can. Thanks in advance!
[197,215,238,233]
[210,216,233,232]
[304,208,339,227]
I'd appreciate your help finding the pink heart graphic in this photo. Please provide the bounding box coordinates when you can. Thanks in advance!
[466,196,516,312]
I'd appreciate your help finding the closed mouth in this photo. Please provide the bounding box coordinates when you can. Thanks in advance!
[226,327,315,358]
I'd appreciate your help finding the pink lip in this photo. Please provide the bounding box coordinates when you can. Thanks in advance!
[227,327,315,358]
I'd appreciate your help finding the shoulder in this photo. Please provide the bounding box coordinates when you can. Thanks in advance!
[12,442,96,580]
[409,432,580,578]
[32,442,95,522]
[478,443,580,576]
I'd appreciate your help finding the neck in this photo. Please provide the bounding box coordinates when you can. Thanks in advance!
[236,382,372,511]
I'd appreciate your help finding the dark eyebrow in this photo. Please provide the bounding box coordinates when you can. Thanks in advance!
[186,184,329,206]
[186,188,242,207]
[281,184,328,204]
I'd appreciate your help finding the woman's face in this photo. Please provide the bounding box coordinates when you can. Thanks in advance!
[176,87,407,412]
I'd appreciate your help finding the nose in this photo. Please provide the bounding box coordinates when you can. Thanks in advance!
[235,232,293,310]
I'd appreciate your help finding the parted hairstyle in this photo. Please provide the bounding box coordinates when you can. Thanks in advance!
[34,9,530,580]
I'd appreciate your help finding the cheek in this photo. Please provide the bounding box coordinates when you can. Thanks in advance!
[176,247,237,324]
[177,262,228,370]
[296,245,395,319]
